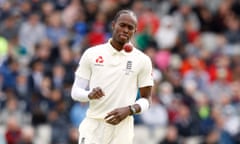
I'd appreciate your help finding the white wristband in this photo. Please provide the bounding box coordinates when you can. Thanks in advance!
[135,98,150,113]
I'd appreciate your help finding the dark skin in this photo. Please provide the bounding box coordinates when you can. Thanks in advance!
[110,12,137,50]
[88,12,152,125]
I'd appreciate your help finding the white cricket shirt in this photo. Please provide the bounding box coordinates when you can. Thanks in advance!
[75,40,154,119]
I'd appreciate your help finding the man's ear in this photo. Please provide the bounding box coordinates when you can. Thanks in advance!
[111,21,115,30]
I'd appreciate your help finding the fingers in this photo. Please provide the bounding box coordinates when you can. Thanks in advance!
[104,111,116,120]
[94,87,105,96]
[104,112,120,125]
[88,87,105,99]
[104,114,114,121]
[104,107,130,125]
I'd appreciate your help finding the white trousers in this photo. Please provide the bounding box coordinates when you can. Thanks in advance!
[78,116,134,144]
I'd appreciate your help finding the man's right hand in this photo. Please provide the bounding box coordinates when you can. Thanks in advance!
[88,87,105,99]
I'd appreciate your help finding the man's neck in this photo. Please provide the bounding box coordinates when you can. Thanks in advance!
[110,39,124,51]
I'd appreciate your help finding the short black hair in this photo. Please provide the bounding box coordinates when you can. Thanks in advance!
[113,9,137,22]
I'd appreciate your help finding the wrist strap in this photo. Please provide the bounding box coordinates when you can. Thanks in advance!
[129,105,137,115]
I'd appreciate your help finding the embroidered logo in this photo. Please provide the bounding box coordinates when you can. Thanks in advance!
[124,61,133,75]
[95,56,104,66]
[96,56,104,63]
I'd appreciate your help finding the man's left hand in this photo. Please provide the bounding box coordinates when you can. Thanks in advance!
[104,106,131,125]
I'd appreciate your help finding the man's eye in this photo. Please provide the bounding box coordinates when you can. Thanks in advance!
[128,26,134,30]
[119,24,125,27]
[119,24,134,31]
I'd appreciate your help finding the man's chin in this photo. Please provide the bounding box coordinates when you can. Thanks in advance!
[118,38,129,45]
[114,40,124,46]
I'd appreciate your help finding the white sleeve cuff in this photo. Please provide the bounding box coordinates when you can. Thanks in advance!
[71,77,91,102]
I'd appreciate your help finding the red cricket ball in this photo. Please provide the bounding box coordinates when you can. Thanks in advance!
[123,43,133,53]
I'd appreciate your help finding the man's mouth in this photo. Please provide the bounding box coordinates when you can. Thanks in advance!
[119,34,128,40]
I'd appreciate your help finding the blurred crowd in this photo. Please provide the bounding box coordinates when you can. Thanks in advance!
[0,0,240,144]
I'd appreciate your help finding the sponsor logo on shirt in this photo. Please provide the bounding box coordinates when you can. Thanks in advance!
[95,56,104,66]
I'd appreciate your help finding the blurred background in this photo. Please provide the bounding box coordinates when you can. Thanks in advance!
[0,0,240,144]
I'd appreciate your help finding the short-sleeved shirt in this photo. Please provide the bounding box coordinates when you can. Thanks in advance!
[75,40,154,119]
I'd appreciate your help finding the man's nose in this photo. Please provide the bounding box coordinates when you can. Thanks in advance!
[123,26,129,33]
